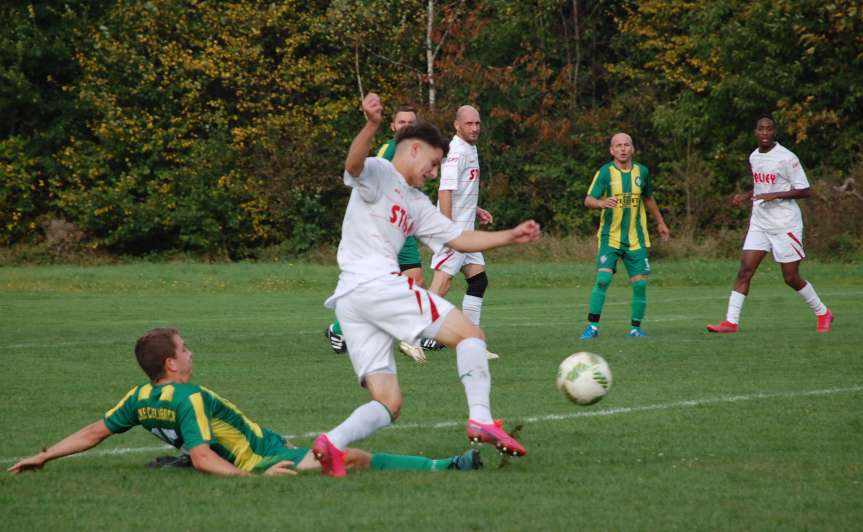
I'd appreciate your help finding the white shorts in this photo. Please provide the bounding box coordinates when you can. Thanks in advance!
[743,226,806,263]
[430,247,485,277]
[335,273,455,382]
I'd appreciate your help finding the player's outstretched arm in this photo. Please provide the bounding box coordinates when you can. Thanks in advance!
[753,187,811,202]
[345,92,384,177]
[7,420,113,474]
[447,220,541,253]
[643,196,670,242]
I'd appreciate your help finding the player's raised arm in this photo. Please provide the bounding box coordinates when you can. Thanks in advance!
[345,92,384,177]
[447,220,541,253]
[7,420,113,474]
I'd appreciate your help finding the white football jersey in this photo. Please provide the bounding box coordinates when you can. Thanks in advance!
[748,143,810,231]
[438,135,481,230]
[325,157,463,308]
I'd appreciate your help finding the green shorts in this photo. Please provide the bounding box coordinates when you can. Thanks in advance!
[254,446,310,472]
[595,244,651,277]
[398,236,422,270]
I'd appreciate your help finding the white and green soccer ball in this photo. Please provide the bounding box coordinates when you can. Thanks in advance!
[556,352,612,405]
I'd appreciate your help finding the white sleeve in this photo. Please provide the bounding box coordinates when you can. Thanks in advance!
[785,155,809,189]
[343,157,385,203]
[412,195,463,253]
[439,152,462,191]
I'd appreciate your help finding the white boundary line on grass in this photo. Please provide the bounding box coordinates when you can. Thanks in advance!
[3,384,861,466]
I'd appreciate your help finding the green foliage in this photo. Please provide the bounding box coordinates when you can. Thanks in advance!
[1,0,861,256]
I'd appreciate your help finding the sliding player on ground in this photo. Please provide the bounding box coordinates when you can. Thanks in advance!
[8,328,481,477]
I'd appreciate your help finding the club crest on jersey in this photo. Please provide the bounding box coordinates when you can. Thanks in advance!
[389,204,415,235]
[635,176,642,187]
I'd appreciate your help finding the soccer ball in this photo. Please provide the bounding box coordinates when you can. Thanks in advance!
[556,352,612,405]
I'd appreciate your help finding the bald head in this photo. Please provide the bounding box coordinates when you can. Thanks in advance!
[609,132,634,169]
[609,132,633,147]
[454,105,481,144]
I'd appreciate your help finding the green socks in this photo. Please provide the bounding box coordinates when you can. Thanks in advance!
[370,453,453,471]
[588,270,614,316]
[631,278,648,323]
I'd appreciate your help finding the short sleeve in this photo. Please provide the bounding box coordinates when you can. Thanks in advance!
[103,386,140,434]
[785,154,809,189]
[587,168,608,198]
[176,392,213,449]
[344,157,386,203]
[412,195,463,253]
[640,166,653,197]
[439,152,462,191]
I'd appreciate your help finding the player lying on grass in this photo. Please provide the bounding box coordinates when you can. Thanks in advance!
[7,328,481,477]
[314,92,541,476]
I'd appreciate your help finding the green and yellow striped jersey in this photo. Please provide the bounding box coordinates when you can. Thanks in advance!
[104,382,287,472]
[377,138,397,161]
[587,161,653,250]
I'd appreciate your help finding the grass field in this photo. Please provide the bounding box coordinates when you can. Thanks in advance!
[1,259,861,531]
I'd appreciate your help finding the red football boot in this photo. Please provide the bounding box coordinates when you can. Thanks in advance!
[466,419,526,457]
[312,433,347,477]
[816,309,833,333]
[706,320,739,333]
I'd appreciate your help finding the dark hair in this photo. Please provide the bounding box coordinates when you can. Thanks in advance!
[756,114,775,126]
[134,328,179,381]
[393,105,417,120]
[394,120,450,156]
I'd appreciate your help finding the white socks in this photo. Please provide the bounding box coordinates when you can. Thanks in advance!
[797,282,827,316]
[726,290,746,324]
[462,295,483,326]
[456,337,492,422]
[327,400,392,450]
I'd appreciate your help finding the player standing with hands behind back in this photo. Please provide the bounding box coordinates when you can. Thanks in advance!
[707,116,832,333]
[313,92,540,476]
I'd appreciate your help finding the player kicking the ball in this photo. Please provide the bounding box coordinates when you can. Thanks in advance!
[707,116,832,333]
[313,92,540,476]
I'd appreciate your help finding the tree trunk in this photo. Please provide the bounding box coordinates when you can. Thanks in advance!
[426,0,436,110]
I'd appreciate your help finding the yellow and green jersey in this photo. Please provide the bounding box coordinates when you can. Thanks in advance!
[377,138,397,161]
[104,382,290,472]
[587,161,653,250]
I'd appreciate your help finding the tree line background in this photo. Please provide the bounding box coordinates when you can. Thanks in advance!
[2,0,862,261]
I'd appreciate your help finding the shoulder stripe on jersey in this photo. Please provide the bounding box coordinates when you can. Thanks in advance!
[189,392,211,440]
[159,385,175,402]
[105,385,138,418]
[138,384,153,400]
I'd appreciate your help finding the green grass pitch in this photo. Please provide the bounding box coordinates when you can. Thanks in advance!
[1,260,861,530]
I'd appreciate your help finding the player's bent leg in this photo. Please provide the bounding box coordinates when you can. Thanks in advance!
[362,372,402,420]
[780,261,832,331]
[429,269,454,297]
[401,265,425,288]
[430,311,526,456]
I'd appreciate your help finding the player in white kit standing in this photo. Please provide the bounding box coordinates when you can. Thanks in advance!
[707,116,833,333]
[427,105,498,358]
[312,93,541,476]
